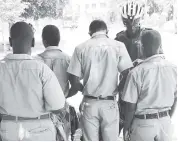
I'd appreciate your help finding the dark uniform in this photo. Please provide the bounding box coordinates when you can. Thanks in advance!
[115,28,164,62]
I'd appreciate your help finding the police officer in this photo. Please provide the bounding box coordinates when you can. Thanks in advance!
[121,30,177,141]
[115,0,163,62]
[0,22,66,140]
[67,20,133,141]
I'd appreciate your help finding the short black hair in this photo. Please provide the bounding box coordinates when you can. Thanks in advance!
[10,22,33,39]
[141,30,161,57]
[89,20,107,35]
[10,22,34,53]
[42,25,60,46]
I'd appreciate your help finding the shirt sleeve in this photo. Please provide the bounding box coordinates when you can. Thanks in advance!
[121,71,138,104]
[117,43,133,72]
[65,56,71,69]
[41,64,66,111]
[67,48,83,78]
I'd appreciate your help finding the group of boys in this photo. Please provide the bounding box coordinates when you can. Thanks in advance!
[0,0,177,141]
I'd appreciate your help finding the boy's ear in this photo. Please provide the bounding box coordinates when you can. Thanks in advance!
[88,32,92,37]
[106,30,109,35]
[9,37,12,47]
[42,39,48,47]
[32,38,35,47]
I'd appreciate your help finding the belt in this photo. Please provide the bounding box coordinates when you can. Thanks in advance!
[85,95,115,100]
[135,110,169,119]
[1,113,51,121]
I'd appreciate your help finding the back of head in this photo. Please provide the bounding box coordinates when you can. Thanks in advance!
[141,30,162,57]
[10,22,34,54]
[42,25,60,47]
[89,20,108,36]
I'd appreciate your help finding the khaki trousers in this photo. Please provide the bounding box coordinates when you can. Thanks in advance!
[80,98,119,141]
[130,116,173,141]
[0,118,56,141]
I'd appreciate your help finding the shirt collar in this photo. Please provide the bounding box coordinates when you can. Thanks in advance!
[45,46,59,51]
[91,31,108,38]
[5,53,33,60]
[143,54,165,63]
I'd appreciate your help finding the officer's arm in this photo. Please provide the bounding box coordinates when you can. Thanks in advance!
[122,101,136,134]
[121,72,139,134]
[67,74,83,98]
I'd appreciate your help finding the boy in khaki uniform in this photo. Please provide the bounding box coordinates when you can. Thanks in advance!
[68,20,133,141]
[122,30,177,141]
[0,22,66,141]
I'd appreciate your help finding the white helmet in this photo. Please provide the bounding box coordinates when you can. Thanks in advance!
[121,0,144,20]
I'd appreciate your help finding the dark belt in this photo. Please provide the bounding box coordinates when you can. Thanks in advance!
[85,95,115,100]
[1,113,51,121]
[135,110,169,119]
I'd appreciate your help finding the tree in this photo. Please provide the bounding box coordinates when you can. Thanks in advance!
[21,0,69,20]
[0,0,29,51]
[0,0,29,22]
[146,0,174,19]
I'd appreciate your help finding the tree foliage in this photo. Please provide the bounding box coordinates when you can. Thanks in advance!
[147,0,174,20]
[0,0,29,22]
[21,0,69,20]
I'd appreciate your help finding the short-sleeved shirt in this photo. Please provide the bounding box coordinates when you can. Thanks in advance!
[36,46,70,97]
[68,31,133,97]
[0,54,65,117]
[122,55,177,115]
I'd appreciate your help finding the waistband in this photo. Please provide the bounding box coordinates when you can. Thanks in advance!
[84,95,115,101]
[0,113,51,121]
[135,110,169,119]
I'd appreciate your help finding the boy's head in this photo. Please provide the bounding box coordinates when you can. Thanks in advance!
[9,22,34,54]
[42,25,60,48]
[141,30,162,58]
[89,20,108,36]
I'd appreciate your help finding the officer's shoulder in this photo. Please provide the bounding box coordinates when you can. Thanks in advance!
[111,38,125,47]
[115,30,126,38]
[116,30,125,36]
